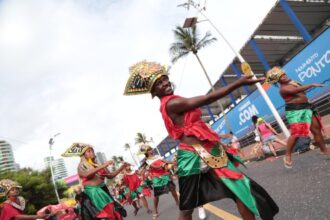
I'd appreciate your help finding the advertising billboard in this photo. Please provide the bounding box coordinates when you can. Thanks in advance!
[212,27,330,138]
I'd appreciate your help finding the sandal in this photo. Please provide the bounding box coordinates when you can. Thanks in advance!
[283,156,292,169]
[152,213,159,219]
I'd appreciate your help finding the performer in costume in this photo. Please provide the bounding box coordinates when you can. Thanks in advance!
[0,179,51,220]
[62,143,129,220]
[124,60,279,220]
[138,169,153,197]
[122,165,152,216]
[267,66,330,168]
[144,146,179,219]
[114,181,128,206]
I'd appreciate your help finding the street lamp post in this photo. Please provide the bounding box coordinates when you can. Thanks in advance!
[179,1,290,138]
[48,133,61,203]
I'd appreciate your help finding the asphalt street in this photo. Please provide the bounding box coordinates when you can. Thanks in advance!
[125,148,330,220]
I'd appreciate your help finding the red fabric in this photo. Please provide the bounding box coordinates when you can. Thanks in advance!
[160,95,244,180]
[148,159,169,178]
[81,168,107,185]
[213,167,243,179]
[290,122,310,137]
[0,203,23,220]
[226,148,239,156]
[96,202,122,220]
[98,168,108,176]
[160,95,219,142]
[81,177,87,185]
[125,191,132,204]
[141,187,152,197]
[123,173,141,191]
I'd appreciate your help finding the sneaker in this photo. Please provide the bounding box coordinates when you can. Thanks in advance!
[198,207,206,220]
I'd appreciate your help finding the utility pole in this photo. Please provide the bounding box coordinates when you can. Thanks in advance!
[48,133,61,203]
[179,1,290,137]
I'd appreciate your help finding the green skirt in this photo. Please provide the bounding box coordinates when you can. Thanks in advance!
[177,146,279,220]
[83,183,114,212]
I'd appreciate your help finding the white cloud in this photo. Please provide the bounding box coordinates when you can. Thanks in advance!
[0,0,276,175]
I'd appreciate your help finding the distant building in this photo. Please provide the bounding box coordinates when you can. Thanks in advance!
[44,156,68,180]
[44,156,54,167]
[0,140,17,172]
[96,152,107,164]
[14,163,20,170]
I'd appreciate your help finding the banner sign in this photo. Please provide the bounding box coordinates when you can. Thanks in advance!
[211,27,330,138]
[211,85,285,138]
[283,27,330,101]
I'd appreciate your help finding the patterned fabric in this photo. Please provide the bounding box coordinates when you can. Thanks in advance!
[0,179,22,197]
[123,60,168,96]
[266,66,285,84]
[61,143,93,157]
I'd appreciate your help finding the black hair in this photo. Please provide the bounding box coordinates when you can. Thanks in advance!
[252,115,258,124]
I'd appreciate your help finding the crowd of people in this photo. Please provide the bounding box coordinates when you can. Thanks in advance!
[1,63,329,220]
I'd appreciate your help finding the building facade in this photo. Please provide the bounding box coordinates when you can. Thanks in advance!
[44,156,68,180]
[0,140,17,172]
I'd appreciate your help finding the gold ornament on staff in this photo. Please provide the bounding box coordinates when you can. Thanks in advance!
[241,62,253,76]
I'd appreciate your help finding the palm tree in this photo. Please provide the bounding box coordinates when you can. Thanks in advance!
[135,132,152,145]
[169,26,230,129]
[111,155,119,168]
[117,156,124,162]
[135,132,151,153]
[111,155,125,171]
[124,143,139,166]
[135,132,161,155]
